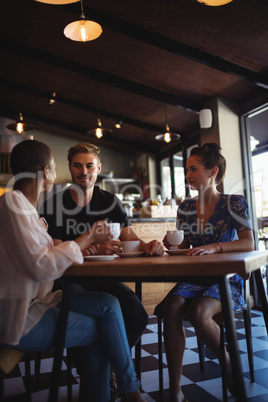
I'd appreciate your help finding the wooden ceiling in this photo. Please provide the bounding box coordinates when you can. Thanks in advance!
[1,0,268,154]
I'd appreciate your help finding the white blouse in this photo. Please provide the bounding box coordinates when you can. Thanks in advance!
[0,190,83,345]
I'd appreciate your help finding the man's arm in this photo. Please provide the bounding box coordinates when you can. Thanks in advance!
[120,226,164,256]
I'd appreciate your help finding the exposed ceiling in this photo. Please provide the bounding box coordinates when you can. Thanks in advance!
[1,0,268,155]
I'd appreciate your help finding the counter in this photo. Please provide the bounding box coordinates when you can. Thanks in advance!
[129,218,177,314]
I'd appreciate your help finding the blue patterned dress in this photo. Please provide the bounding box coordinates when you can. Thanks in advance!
[168,194,252,311]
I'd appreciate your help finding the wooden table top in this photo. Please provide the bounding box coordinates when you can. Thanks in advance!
[65,250,268,279]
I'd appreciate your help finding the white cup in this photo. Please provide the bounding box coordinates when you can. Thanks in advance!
[122,240,140,253]
[166,230,184,245]
[107,222,121,240]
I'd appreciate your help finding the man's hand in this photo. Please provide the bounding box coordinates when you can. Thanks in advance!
[143,240,164,256]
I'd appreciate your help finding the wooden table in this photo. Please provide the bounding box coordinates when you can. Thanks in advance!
[49,250,268,402]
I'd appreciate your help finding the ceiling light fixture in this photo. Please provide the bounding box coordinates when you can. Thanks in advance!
[87,118,112,139]
[64,0,102,42]
[196,0,233,6]
[34,0,79,4]
[6,113,34,134]
[155,105,180,143]
[48,91,57,107]
[115,120,123,129]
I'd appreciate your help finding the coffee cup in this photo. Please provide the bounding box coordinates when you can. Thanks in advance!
[107,222,121,240]
[122,240,140,253]
[166,230,184,245]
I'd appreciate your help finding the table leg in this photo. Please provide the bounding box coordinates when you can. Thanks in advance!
[253,268,268,334]
[49,277,71,402]
[218,276,247,402]
[135,281,142,383]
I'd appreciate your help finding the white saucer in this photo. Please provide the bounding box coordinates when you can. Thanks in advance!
[118,251,146,258]
[84,255,119,261]
[165,249,189,256]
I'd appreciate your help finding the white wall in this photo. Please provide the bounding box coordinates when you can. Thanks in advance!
[33,130,134,183]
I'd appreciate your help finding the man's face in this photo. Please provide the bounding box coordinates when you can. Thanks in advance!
[69,152,101,190]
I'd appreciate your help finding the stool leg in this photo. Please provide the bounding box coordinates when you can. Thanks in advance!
[220,324,228,402]
[67,349,73,402]
[158,318,164,395]
[24,353,32,402]
[0,373,4,402]
[197,338,205,373]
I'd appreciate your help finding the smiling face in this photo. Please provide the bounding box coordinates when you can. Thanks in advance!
[186,155,215,191]
[69,152,102,191]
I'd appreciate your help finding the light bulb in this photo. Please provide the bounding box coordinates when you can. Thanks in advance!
[16,122,24,134]
[80,20,87,42]
[95,128,103,139]
[164,132,171,143]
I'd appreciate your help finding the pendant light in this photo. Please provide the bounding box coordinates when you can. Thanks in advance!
[6,113,34,134]
[155,105,180,143]
[34,1,79,4]
[196,0,233,6]
[87,118,112,139]
[64,0,102,42]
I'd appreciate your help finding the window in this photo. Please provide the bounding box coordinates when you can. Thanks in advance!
[160,157,171,200]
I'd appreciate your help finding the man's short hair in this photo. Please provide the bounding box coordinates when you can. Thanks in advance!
[67,143,101,165]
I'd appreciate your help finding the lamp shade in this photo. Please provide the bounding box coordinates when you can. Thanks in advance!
[64,19,102,42]
[196,0,233,5]
[34,1,79,4]
[87,118,112,138]
[6,113,34,134]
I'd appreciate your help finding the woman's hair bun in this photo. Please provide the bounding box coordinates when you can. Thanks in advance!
[202,143,221,153]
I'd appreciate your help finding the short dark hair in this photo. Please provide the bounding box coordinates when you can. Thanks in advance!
[10,139,52,176]
[67,143,101,165]
[190,143,226,184]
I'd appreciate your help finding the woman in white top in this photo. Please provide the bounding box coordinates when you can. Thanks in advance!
[0,139,144,402]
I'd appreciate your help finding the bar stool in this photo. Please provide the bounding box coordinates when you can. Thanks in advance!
[155,279,254,401]
[0,348,31,402]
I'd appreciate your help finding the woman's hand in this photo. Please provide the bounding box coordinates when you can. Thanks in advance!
[185,243,219,256]
[87,221,112,244]
[82,244,100,256]
[75,220,112,252]
[94,241,122,255]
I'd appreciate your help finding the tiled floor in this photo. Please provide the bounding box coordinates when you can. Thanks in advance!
[3,310,268,401]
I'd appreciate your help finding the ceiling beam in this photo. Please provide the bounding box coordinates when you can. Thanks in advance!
[0,77,173,135]
[0,39,201,114]
[0,104,160,154]
[83,6,268,90]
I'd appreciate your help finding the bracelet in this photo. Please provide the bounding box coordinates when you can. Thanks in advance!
[218,242,224,253]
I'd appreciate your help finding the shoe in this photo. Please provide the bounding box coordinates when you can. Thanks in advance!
[110,377,118,402]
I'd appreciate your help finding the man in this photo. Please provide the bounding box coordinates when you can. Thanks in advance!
[40,142,163,359]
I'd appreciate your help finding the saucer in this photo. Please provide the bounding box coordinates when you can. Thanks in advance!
[165,249,189,256]
[84,255,119,261]
[118,251,146,258]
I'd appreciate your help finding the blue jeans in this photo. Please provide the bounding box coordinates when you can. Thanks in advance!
[11,292,140,401]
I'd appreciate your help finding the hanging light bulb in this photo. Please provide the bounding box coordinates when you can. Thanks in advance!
[155,105,180,143]
[87,117,113,139]
[6,113,34,134]
[163,124,172,143]
[95,118,103,139]
[196,0,233,6]
[64,0,102,42]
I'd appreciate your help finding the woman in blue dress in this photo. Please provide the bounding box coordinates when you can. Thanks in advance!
[157,143,254,402]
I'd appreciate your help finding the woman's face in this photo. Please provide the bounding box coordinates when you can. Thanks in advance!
[44,156,57,193]
[186,155,214,191]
